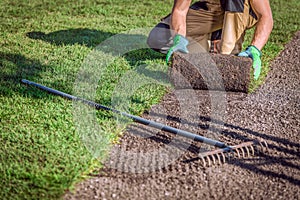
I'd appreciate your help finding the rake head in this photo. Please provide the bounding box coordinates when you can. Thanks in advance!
[198,140,268,167]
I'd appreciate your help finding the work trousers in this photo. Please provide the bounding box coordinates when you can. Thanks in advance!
[147,0,257,55]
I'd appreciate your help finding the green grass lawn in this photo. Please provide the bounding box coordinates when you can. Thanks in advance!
[0,0,299,199]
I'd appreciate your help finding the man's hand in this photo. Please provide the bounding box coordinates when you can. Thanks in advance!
[166,34,189,63]
[238,45,262,80]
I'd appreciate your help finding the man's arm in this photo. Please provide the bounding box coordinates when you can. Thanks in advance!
[238,0,273,80]
[170,0,192,36]
[250,0,273,50]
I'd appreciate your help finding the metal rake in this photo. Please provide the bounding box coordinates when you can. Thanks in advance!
[21,79,268,167]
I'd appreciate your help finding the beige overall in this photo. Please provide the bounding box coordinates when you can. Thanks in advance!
[147,0,258,54]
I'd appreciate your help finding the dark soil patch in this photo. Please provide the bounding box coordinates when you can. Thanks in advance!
[64,31,300,200]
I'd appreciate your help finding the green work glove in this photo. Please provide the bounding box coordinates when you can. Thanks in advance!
[166,34,189,64]
[238,45,262,80]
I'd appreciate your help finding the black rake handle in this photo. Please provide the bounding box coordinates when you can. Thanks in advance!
[21,79,229,149]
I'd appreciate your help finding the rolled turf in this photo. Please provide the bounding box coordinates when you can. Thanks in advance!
[170,52,252,93]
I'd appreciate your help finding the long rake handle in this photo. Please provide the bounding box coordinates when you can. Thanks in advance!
[21,79,228,148]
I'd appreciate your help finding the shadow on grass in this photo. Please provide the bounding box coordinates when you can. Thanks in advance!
[26,28,114,48]
[0,52,73,99]
[26,28,164,60]
[0,52,48,98]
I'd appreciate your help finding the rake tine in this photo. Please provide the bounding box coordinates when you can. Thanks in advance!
[261,140,268,151]
[245,146,250,157]
[207,156,212,167]
[202,157,207,168]
[215,153,221,165]
[249,145,255,156]
[235,148,241,158]
[240,147,245,157]
[211,154,216,165]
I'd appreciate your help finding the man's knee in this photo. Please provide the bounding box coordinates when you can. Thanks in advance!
[147,23,172,54]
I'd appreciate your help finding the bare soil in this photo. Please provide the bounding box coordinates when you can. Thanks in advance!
[64,31,300,200]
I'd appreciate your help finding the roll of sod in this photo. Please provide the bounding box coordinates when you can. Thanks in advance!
[170,53,252,93]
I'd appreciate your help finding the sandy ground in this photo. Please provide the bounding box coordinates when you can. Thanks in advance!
[64,31,300,200]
